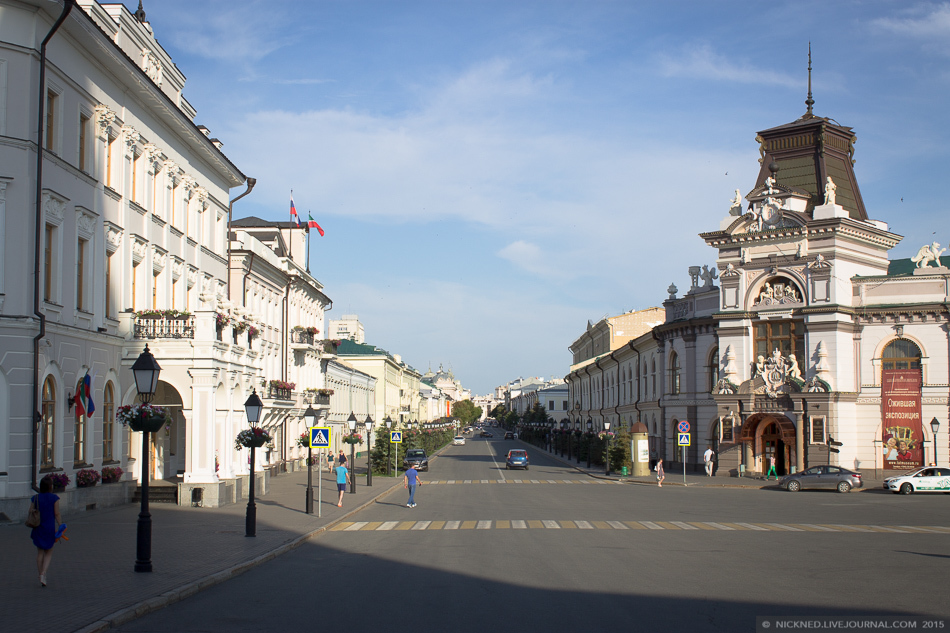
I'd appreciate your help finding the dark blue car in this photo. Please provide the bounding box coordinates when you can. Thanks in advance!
[506,449,529,470]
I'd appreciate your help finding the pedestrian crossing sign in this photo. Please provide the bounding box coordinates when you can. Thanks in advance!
[678,432,690,447]
[391,431,402,443]
[310,427,331,448]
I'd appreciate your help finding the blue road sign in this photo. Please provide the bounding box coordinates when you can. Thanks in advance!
[678,432,690,447]
[391,431,402,443]
[310,427,331,448]
[677,420,690,433]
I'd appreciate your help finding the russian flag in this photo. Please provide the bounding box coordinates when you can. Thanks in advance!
[307,213,324,237]
[74,371,95,417]
[290,193,300,227]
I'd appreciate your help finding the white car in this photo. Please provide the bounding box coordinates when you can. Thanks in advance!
[452,436,466,446]
[884,467,950,494]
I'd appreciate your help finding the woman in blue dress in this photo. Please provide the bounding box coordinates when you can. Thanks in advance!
[31,477,63,587]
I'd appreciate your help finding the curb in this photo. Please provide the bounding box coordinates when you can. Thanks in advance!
[71,481,398,633]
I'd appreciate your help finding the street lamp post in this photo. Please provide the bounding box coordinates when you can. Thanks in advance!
[604,421,612,476]
[131,345,161,573]
[244,390,263,537]
[303,405,317,514]
[365,415,374,486]
[586,418,593,469]
[347,413,358,494]
[931,417,941,466]
[385,417,393,476]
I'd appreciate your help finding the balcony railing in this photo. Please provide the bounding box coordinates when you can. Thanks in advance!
[134,316,195,339]
[291,330,315,345]
[268,387,294,400]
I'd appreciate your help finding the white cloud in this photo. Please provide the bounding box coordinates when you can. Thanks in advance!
[872,3,950,40]
[657,44,799,88]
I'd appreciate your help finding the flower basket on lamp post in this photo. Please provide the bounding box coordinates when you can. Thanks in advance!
[236,427,272,450]
[117,403,171,434]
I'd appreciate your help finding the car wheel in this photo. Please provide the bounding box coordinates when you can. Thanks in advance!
[786,480,801,492]
[900,483,913,495]
[837,481,851,493]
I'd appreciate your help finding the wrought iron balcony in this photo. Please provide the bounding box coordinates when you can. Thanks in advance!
[133,315,195,339]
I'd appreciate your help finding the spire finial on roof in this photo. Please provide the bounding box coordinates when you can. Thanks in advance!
[134,1,147,23]
[805,42,815,116]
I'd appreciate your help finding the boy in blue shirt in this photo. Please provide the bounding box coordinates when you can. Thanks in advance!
[404,465,423,507]
[335,462,350,507]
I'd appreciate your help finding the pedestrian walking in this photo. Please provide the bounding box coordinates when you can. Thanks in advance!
[703,445,715,477]
[404,464,423,507]
[327,452,334,473]
[30,477,63,587]
[338,449,347,467]
[767,456,777,480]
[655,458,665,487]
[335,461,350,507]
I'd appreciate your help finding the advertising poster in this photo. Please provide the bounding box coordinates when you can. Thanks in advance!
[637,439,649,463]
[881,369,924,470]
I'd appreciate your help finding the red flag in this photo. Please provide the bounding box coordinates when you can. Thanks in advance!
[307,214,324,236]
[74,377,86,417]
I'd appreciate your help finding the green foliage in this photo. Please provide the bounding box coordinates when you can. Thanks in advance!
[452,400,483,425]
[490,404,507,419]
[609,427,632,471]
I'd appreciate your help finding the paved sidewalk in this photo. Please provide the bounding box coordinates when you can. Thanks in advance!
[0,466,403,633]
[531,442,887,490]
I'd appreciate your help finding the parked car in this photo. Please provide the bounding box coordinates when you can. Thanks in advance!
[779,465,863,493]
[452,436,466,446]
[506,449,529,470]
[504,432,514,439]
[480,430,493,438]
[884,467,950,494]
[402,449,429,472]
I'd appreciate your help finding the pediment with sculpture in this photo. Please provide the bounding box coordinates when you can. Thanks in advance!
[751,275,803,308]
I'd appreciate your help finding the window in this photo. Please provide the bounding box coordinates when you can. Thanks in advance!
[707,347,719,392]
[105,252,114,318]
[562,401,568,410]
[669,351,681,395]
[651,359,656,398]
[881,339,922,370]
[76,237,87,311]
[45,89,57,151]
[810,416,825,444]
[106,135,116,188]
[41,377,55,468]
[103,383,115,461]
[131,261,138,311]
[44,224,54,302]
[548,400,554,411]
[131,151,140,203]
[74,406,86,465]
[78,113,90,171]
[755,320,804,362]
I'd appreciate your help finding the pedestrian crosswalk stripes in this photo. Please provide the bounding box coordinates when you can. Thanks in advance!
[328,520,950,533]
[422,479,618,485]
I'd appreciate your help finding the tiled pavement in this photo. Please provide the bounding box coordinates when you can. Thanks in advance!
[0,467,403,633]
[0,442,890,633]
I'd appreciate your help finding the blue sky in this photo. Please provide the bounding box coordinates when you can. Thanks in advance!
[137,0,950,395]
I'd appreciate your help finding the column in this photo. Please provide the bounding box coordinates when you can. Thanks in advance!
[794,412,804,474]
[184,368,218,483]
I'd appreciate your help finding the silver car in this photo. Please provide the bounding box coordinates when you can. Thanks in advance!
[779,465,864,493]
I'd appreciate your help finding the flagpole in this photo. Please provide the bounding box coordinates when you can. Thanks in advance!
[288,189,293,264]
[306,212,311,273]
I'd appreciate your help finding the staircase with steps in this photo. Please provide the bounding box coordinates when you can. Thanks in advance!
[132,482,178,504]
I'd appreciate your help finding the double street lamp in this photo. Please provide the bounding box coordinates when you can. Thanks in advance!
[365,415,374,487]
[131,345,161,573]
[586,417,593,468]
[385,416,393,476]
[303,405,317,514]
[347,413,358,494]
[244,389,263,537]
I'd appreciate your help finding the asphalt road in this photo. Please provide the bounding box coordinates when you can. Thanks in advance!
[115,433,950,633]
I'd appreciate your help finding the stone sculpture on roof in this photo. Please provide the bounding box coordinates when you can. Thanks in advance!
[823,176,837,205]
[910,242,946,269]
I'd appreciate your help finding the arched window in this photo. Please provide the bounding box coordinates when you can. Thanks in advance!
[651,358,657,398]
[103,382,115,461]
[882,339,922,370]
[669,351,681,395]
[707,346,719,392]
[41,377,55,468]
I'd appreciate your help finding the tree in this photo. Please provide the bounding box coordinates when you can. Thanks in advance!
[451,400,483,425]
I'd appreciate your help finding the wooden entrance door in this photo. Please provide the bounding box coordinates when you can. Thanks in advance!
[762,422,786,476]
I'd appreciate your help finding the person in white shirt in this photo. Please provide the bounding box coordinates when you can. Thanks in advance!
[703,446,715,477]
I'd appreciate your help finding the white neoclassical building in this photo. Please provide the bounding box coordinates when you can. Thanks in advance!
[567,94,949,478]
[0,1,346,517]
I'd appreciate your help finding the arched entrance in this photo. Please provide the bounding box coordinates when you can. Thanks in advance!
[152,381,185,481]
[739,413,797,476]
